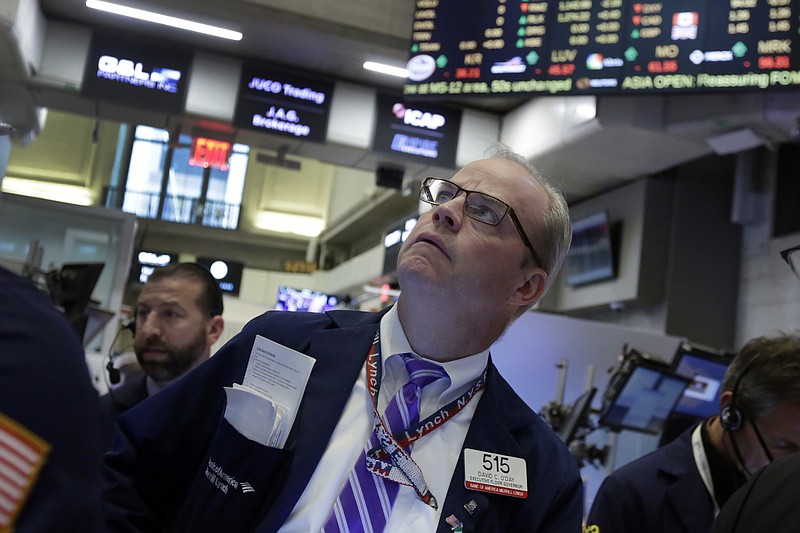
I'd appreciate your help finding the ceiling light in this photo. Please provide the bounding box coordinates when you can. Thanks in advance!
[254,211,324,237]
[2,178,94,206]
[85,0,243,41]
[363,61,409,78]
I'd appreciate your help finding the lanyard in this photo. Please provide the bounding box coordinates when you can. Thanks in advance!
[363,331,487,509]
[691,424,720,516]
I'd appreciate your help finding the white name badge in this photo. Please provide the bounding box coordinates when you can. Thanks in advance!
[463,448,528,499]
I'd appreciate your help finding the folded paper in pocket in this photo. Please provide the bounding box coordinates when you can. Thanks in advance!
[223,385,288,447]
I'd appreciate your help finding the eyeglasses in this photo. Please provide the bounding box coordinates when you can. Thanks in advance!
[780,244,800,281]
[419,177,545,270]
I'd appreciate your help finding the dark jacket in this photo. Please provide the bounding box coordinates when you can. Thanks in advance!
[104,308,583,532]
[587,426,715,533]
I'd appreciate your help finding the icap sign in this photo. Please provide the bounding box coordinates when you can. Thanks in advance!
[392,103,445,130]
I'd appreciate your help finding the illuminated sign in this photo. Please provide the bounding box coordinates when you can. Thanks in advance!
[131,250,177,284]
[372,93,461,167]
[196,257,244,296]
[233,63,334,143]
[189,137,232,171]
[82,33,191,113]
[403,0,800,97]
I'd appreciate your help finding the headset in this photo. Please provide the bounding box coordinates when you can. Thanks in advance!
[106,318,136,385]
[720,353,762,432]
[719,352,774,474]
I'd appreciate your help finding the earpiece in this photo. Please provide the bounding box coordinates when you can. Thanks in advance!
[720,353,762,432]
[720,405,743,432]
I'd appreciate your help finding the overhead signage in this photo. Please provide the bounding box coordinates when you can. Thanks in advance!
[189,137,232,171]
[372,93,461,167]
[197,257,244,296]
[131,250,177,284]
[81,33,191,113]
[403,0,800,98]
[233,63,334,143]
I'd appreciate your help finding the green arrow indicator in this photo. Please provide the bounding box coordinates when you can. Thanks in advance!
[625,47,638,61]
[411,43,419,53]
[732,41,747,57]
[526,51,539,65]
[630,28,640,39]
[436,55,448,68]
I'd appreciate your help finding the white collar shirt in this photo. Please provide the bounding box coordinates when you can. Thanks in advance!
[279,305,489,532]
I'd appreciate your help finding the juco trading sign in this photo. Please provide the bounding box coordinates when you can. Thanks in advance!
[372,93,461,167]
[81,33,191,113]
[233,63,334,143]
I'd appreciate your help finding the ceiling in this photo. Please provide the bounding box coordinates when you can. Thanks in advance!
[6,1,800,209]
[37,0,528,114]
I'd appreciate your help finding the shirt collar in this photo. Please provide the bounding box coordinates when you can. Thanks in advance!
[380,305,489,405]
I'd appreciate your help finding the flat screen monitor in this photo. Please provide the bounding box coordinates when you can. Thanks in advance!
[558,387,596,446]
[564,210,616,287]
[600,362,690,435]
[275,286,339,313]
[671,343,732,420]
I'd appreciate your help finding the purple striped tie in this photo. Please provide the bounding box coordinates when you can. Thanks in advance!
[322,354,446,533]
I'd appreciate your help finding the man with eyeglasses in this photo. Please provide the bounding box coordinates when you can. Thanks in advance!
[103,146,583,532]
[586,330,800,533]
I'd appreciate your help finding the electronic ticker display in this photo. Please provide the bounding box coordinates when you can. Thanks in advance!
[403,0,800,98]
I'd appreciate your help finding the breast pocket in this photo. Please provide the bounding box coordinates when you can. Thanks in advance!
[172,417,293,532]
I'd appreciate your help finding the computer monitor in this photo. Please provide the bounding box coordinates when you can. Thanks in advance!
[46,262,105,341]
[599,359,691,435]
[275,286,338,313]
[558,387,597,446]
[671,342,733,420]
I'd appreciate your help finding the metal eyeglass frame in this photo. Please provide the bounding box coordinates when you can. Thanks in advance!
[780,244,800,280]
[419,177,545,271]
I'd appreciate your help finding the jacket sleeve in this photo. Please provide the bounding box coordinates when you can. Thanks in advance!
[102,311,329,531]
[585,473,644,533]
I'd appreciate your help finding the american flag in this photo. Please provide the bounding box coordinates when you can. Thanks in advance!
[0,413,50,531]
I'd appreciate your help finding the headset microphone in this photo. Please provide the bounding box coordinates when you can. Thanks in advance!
[106,317,136,386]
[106,359,121,384]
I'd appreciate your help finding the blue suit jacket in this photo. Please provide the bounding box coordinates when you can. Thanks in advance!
[586,426,715,533]
[104,309,582,532]
[0,266,104,532]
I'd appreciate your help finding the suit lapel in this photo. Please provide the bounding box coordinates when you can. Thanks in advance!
[661,429,714,531]
[436,361,529,533]
[257,312,382,531]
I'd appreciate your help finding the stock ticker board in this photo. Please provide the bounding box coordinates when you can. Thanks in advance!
[402,0,800,98]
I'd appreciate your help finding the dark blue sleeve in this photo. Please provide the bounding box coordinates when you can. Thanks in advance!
[0,267,105,533]
[102,310,334,531]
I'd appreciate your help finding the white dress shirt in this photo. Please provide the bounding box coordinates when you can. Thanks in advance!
[279,306,489,532]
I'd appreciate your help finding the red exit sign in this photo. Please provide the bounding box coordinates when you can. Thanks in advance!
[190,137,232,171]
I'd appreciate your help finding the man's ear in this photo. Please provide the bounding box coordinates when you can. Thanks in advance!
[206,315,224,346]
[719,390,734,410]
[510,269,548,308]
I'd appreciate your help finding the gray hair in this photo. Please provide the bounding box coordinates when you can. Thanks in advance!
[485,144,572,292]
[722,331,800,418]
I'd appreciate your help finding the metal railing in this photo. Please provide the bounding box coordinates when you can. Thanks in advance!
[105,188,241,229]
